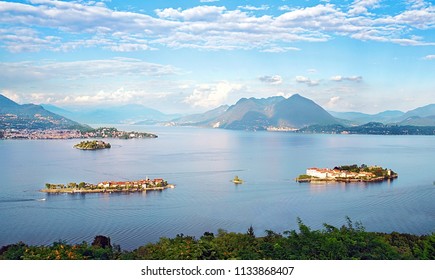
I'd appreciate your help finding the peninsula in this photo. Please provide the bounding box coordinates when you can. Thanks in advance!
[296,164,398,183]
[1,127,157,140]
[74,140,111,150]
[41,178,174,194]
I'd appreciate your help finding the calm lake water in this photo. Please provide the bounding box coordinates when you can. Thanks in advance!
[0,126,434,250]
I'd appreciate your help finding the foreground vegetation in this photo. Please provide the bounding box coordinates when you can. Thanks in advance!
[1,218,434,260]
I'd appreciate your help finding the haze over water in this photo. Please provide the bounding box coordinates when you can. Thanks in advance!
[0,126,434,250]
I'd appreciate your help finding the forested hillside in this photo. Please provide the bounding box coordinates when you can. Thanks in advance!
[1,219,433,260]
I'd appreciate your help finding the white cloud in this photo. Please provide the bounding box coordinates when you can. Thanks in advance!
[155,6,226,21]
[276,4,339,24]
[184,81,243,108]
[200,0,219,2]
[295,76,320,86]
[260,46,300,53]
[278,5,291,12]
[330,75,362,82]
[68,87,135,104]
[406,0,428,9]
[238,5,269,11]
[393,7,435,29]
[323,95,359,111]
[275,92,293,98]
[423,54,435,60]
[326,96,341,107]
[348,0,381,15]
[1,89,22,103]
[0,58,178,82]
[259,75,283,85]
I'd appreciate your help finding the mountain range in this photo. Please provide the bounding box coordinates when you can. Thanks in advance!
[0,94,89,130]
[171,94,435,130]
[330,104,435,126]
[171,94,341,130]
[1,93,435,132]
[41,104,181,125]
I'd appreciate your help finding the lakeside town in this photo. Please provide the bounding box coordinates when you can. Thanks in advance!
[296,164,398,183]
[0,127,157,140]
[42,178,174,194]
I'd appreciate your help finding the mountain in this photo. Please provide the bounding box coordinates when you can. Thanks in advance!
[400,104,435,120]
[329,110,405,125]
[40,104,75,118]
[0,94,90,130]
[212,96,285,130]
[171,105,230,126]
[398,115,435,126]
[41,104,179,124]
[329,104,435,126]
[270,94,338,128]
[173,94,341,130]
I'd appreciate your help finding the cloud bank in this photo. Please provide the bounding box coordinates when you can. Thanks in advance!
[0,1,434,53]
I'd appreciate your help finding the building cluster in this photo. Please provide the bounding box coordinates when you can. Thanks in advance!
[0,127,155,140]
[1,129,83,139]
[97,178,166,189]
[306,168,383,179]
[82,127,154,139]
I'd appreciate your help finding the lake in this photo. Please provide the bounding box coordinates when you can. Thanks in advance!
[0,126,434,250]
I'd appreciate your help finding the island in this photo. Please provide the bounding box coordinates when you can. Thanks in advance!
[82,127,158,139]
[41,178,175,194]
[74,140,111,150]
[296,164,398,183]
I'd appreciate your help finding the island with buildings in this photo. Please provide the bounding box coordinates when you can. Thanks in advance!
[74,140,111,150]
[296,164,398,183]
[41,178,174,193]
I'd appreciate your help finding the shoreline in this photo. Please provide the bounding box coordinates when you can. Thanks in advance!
[296,174,398,183]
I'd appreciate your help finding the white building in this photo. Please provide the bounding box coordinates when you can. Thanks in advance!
[306,168,332,179]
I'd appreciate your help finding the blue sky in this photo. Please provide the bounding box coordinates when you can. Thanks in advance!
[0,0,434,114]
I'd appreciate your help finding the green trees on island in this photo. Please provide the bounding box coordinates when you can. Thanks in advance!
[74,140,111,150]
[1,218,434,260]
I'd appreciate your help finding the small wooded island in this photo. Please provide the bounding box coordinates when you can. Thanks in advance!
[41,178,175,194]
[74,140,111,150]
[296,164,398,183]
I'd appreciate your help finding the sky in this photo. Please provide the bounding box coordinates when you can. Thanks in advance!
[0,0,434,114]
